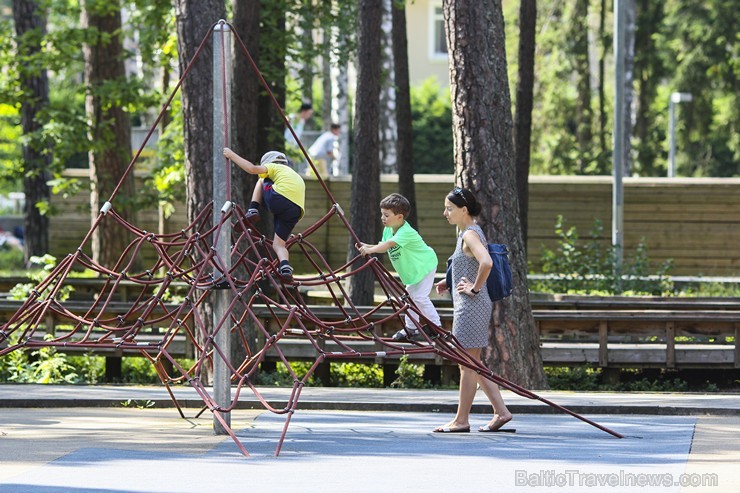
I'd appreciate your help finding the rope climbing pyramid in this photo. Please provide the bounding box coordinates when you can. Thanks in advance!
[0,21,622,457]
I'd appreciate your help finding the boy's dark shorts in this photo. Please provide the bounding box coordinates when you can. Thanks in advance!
[262,179,302,241]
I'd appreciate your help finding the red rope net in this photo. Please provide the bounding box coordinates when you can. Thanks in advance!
[0,21,621,457]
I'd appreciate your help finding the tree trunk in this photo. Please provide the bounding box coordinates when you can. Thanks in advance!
[633,0,665,174]
[321,29,332,131]
[622,0,636,176]
[12,0,51,262]
[442,0,546,388]
[513,0,536,254]
[378,0,397,174]
[597,0,608,169]
[82,0,135,269]
[334,38,351,176]
[232,0,261,209]
[392,0,417,230]
[174,0,226,384]
[300,2,314,106]
[348,0,382,305]
[174,0,223,226]
[570,0,593,173]
[256,1,286,155]
[231,0,261,368]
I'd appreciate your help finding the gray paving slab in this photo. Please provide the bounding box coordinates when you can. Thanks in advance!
[0,412,710,493]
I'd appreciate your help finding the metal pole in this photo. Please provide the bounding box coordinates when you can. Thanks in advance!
[668,92,692,178]
[668,97,676,177]
[212,21,232,434]
[612,0,625,278]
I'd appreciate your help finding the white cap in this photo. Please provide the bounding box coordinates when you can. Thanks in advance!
[260,151,288,166]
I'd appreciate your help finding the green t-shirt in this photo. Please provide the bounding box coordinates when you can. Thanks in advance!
[259,162,306,217]
[382,221,438,285]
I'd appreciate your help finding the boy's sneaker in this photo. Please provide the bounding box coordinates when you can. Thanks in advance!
[246,208,260,222]
[421,324,439,340]
[391,328,421,342]
[278,263,294,281]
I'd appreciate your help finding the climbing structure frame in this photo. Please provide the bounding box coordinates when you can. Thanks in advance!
[0,21,622,457]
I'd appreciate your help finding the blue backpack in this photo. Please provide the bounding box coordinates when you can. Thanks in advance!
[446,243,513,301]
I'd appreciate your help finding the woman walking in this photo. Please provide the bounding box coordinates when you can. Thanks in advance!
[433,187,513,433]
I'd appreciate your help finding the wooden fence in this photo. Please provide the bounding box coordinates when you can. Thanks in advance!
[47,170,740,276]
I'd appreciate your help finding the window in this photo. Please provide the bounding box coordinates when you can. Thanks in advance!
[430,3,448,59]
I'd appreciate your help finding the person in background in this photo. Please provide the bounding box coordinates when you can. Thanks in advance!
[284,102,314,147]
[307,123,340,178]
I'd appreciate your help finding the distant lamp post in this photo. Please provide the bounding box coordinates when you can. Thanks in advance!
[668,92,692,177]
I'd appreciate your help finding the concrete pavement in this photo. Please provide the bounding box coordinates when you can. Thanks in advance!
[0,385,738,492]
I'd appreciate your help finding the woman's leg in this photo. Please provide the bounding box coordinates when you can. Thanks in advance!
[476,352,513,430]
[433,348,481,431]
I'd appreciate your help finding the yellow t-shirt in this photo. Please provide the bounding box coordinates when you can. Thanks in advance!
[259,163,306,217]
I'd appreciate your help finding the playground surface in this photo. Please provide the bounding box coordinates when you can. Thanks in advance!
[0,385,738,492]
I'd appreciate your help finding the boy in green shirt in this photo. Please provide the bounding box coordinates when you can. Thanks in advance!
[358,193,441,340]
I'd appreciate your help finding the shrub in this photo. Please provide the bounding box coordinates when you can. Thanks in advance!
[0,245,24,271]
[120,357,160,384]
[544,366,601,391]
[391,355,428,389]
[67,355,105,384]
[0,335,33,382]
[9,255,74,301]
[532,216,673,295]
[331,362,383,388]
[411,79,453,174]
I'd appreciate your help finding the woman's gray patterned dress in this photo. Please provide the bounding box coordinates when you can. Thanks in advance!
[450,225,492,348]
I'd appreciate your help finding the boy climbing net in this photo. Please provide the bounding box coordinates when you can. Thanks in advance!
[223,148,305,280]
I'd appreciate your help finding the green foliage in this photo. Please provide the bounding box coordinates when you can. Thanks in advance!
[0,103,22,192]
[543,367,726,392]
[390,354,428,389]
[66,354,105,384]
[680,282,740,297]
[0,245,24,270]
[410,79,453,174]
[284,0,357,99]
[331,362,383,388]
[143,98,185,217]
[30,342,79,384]
[532,216,673,295]
[255,360,383,388]
[658,0,739,177]
[120,357,160,384]
[0,335,33,383]
[0,334,78,384]
[503,0,737,177]
[256,360,320,386]
[617,377,688,392]
[119,399,155,409]
[9,255,74,301]
[544,366,601,391]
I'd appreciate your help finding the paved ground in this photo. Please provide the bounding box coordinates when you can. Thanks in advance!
[0,385,738,492]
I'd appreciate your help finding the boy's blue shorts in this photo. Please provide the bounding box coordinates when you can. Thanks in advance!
[262,179,302,241]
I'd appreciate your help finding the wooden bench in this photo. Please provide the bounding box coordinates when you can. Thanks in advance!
[0,299,189,380]
[3,297,739,384]
[0,277,190,302]
[250,304,740,371]
[536,309,739,369]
